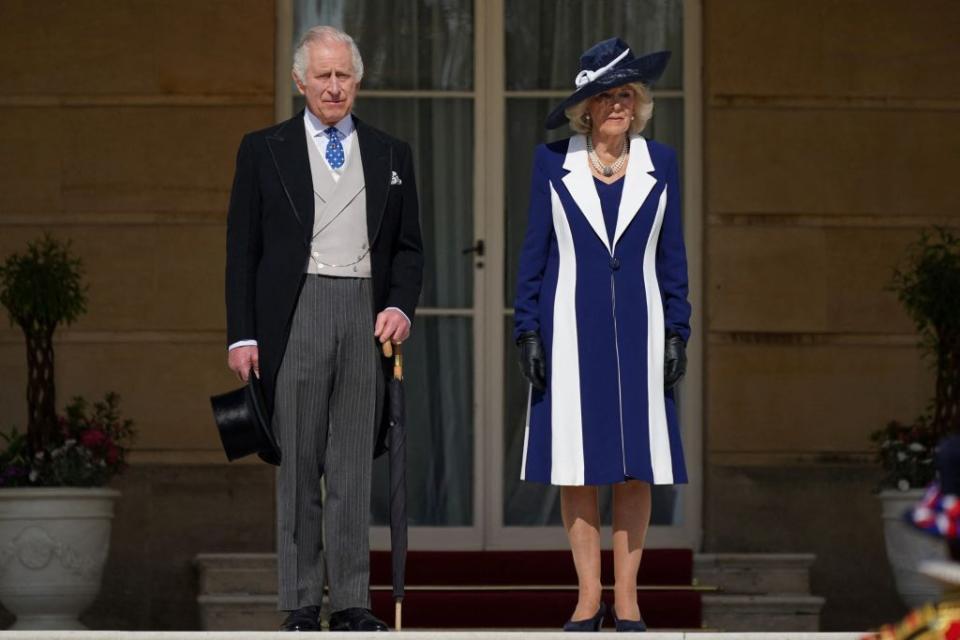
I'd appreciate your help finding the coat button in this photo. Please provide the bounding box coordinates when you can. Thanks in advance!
[609,256,621,270]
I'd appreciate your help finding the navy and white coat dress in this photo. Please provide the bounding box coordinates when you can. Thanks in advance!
[514,133,691,486]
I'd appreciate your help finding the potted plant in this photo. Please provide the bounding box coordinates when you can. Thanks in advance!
[874,227,960,608]
[0,234,134,630]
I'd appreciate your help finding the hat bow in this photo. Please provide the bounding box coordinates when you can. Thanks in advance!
[574,47,631,88]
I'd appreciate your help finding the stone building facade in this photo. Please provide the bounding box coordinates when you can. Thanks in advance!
[0,0,957,630]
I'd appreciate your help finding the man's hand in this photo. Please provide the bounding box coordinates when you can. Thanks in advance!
[374,308,411,344]
[228,346,260,382]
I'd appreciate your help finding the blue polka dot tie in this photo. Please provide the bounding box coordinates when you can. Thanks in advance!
[324,127,344,170]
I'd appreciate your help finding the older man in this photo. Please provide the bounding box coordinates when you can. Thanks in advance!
[225,25,423,632]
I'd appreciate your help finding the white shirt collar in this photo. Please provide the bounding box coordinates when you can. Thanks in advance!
[304,109,354,140]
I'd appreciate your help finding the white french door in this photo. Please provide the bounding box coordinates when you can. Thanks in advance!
[280,0,702,551]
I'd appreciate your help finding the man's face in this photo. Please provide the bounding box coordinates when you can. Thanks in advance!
[294,41,358,125]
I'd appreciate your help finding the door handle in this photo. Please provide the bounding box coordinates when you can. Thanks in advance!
[462,239,485,257]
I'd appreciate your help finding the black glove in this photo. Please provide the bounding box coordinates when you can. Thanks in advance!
[516,330,546,392]
[664,333,687,390]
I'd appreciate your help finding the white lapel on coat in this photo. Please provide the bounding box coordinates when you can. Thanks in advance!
[561,135,611,255]
[612,135,657,250]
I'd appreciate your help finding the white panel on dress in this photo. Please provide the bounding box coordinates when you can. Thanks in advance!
[548,182,585,486]
[643,187,673,484]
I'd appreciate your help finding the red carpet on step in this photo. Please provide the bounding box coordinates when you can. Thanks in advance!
[369,549,701,629]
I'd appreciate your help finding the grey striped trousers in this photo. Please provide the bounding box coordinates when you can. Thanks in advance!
[273,275,383,611]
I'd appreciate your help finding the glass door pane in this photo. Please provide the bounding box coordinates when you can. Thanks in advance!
[500,0,687,532]
[504,0,683,90]
[295,0,474,90]
[293,1,477,531]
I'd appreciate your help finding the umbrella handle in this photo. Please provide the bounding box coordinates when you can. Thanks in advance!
[394,344,403,380]
[395,600,402,631]
[380,342,404,380]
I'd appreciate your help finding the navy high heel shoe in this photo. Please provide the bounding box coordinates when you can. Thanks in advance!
[563,600,606,632]
[612,608,647,632]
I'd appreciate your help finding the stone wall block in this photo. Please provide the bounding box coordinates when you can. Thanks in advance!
[709,226,917,334]
[708,341,933,452]
[707,1,960,99]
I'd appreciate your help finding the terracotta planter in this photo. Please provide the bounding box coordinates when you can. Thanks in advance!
[0,487,119,629]
[879,488,947,608]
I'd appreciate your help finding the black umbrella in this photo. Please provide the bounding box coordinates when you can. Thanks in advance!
[383,341,407,630]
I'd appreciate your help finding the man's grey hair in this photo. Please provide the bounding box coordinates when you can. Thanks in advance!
[292,25,364,83]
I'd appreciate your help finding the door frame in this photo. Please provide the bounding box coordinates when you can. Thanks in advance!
[479,0,704,550]
[274,0,704,551]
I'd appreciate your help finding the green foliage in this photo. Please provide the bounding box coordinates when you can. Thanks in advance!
[0,235,133,487]
[0,429,30,486]
[870,416,939,491]
[890,227,960,353]
[0,393,135,487]
[874,227,960,489]
[0,233,88,336]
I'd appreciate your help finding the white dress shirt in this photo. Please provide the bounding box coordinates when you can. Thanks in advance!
[303,109,355,181]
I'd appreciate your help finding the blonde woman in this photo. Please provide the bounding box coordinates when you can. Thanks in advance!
[514,38,690,632]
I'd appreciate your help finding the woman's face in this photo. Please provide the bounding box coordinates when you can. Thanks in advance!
[587,85,636,138]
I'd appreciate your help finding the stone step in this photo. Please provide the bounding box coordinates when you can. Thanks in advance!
[196,595,279,632]
[195,552,823,632]
[197,591,703,631]
[196,553,277,596]
[194,551,699,596]
[694,554,815,595]
[702,595,826,633]
[197,592,826,633]
[195,554,704,597]
[196,553,817,597]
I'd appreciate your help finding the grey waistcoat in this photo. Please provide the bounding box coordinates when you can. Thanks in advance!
[304,130,371,278]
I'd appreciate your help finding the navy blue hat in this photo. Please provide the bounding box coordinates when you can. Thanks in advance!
[545,38,671,130]
[210,374,281,466]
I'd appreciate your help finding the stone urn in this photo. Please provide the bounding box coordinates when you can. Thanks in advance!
[0,487,119,629]
[879,488,948,608]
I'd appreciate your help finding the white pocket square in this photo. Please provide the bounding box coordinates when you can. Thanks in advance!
[390,171,402,186]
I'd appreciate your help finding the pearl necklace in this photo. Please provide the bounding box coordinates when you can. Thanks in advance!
[587,134,629,177]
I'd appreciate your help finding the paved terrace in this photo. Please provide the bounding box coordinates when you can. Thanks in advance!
[0,632,867,639]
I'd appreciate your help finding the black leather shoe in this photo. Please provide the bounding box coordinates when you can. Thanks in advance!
[281,605,321,632]
[563,600,606,631]
[612,608,647,632]
[329,607,389,632]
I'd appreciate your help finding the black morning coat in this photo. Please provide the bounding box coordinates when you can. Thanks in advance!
[225,111,424,457]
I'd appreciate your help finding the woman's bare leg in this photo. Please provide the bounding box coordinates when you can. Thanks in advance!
[612,480,652,620]
[561,485,602,620]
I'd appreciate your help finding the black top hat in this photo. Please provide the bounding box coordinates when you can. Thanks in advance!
[545,37,671,130]
[210,374,281,466]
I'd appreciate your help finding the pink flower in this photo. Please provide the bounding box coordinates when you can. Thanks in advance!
[106,444,120,465]
[80,429,107,449]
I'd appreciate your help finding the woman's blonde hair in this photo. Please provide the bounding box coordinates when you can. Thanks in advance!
[564,82,653,135]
